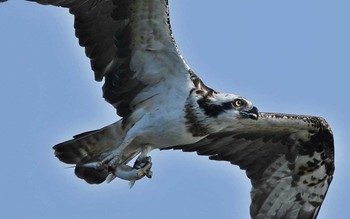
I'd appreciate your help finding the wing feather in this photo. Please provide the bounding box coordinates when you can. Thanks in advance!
[165,112,334,219]
[27,0,188,118]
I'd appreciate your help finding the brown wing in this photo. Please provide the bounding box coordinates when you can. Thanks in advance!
[28,0,119,81]
[164,112,334,219]
[28,0,186,117]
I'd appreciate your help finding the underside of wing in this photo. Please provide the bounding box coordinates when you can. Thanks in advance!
[164,112,334,219]
[28,0,119,81]
[28,0,188,117]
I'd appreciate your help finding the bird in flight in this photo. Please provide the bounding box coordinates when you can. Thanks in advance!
[4,0,334,218]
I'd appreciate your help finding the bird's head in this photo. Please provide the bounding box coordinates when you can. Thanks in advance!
[197,93,259,121]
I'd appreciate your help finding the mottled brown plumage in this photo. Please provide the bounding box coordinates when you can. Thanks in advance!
[164,113,334,218]
[18,0,335,218]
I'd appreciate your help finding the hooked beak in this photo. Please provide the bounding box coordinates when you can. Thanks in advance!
[240,106,259,120]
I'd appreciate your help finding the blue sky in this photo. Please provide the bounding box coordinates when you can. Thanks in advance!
[0,1,349,218]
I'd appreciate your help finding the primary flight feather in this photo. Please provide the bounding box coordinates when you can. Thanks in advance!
[5,0,334,218]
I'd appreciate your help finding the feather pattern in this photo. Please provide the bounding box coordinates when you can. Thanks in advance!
[164,113,334,219]
[20,1,335,218]
[29,0,186,118]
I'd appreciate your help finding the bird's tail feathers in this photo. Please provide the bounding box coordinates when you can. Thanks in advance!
[53,121,125,184]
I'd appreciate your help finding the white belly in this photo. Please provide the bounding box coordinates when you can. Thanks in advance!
[136,106,203,148]
[119,100,203,163]
[120,74,202,154]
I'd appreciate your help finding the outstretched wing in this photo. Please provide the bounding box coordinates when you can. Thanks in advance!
[28,0,188,117]
[165,113,334,219]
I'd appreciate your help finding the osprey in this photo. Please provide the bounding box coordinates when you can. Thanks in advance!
[7,0,334,218]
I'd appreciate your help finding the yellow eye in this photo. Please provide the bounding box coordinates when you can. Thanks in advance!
[233,99,243,107]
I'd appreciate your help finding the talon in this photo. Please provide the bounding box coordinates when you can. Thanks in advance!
[145,170,153,178]
[100,153,121,166]
[107,165,116,173]
[138,161,152,178]
[100,162,107,169]
[134,156,152,169]
[132,155,153,179]
[107,155,121,167]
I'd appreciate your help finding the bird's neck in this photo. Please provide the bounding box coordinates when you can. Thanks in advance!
[184,89,225,137]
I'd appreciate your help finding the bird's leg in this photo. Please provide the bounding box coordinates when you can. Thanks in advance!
[82,140,154,186]
[133,156,153,178]
[82,155,153,186]
[133,145,153,178]
[101,135,137,169]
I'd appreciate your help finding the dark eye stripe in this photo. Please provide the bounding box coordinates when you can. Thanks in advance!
[222,102,233,110]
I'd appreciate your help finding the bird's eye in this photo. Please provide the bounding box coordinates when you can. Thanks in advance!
[233,99,243,107]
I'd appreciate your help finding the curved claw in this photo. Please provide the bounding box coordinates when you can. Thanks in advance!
[134,156,152,169]
[145,169,153,178]
[133,156,153,178]
[138,161,152,179]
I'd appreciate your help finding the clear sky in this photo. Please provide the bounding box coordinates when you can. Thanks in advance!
[0,1,349,218]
